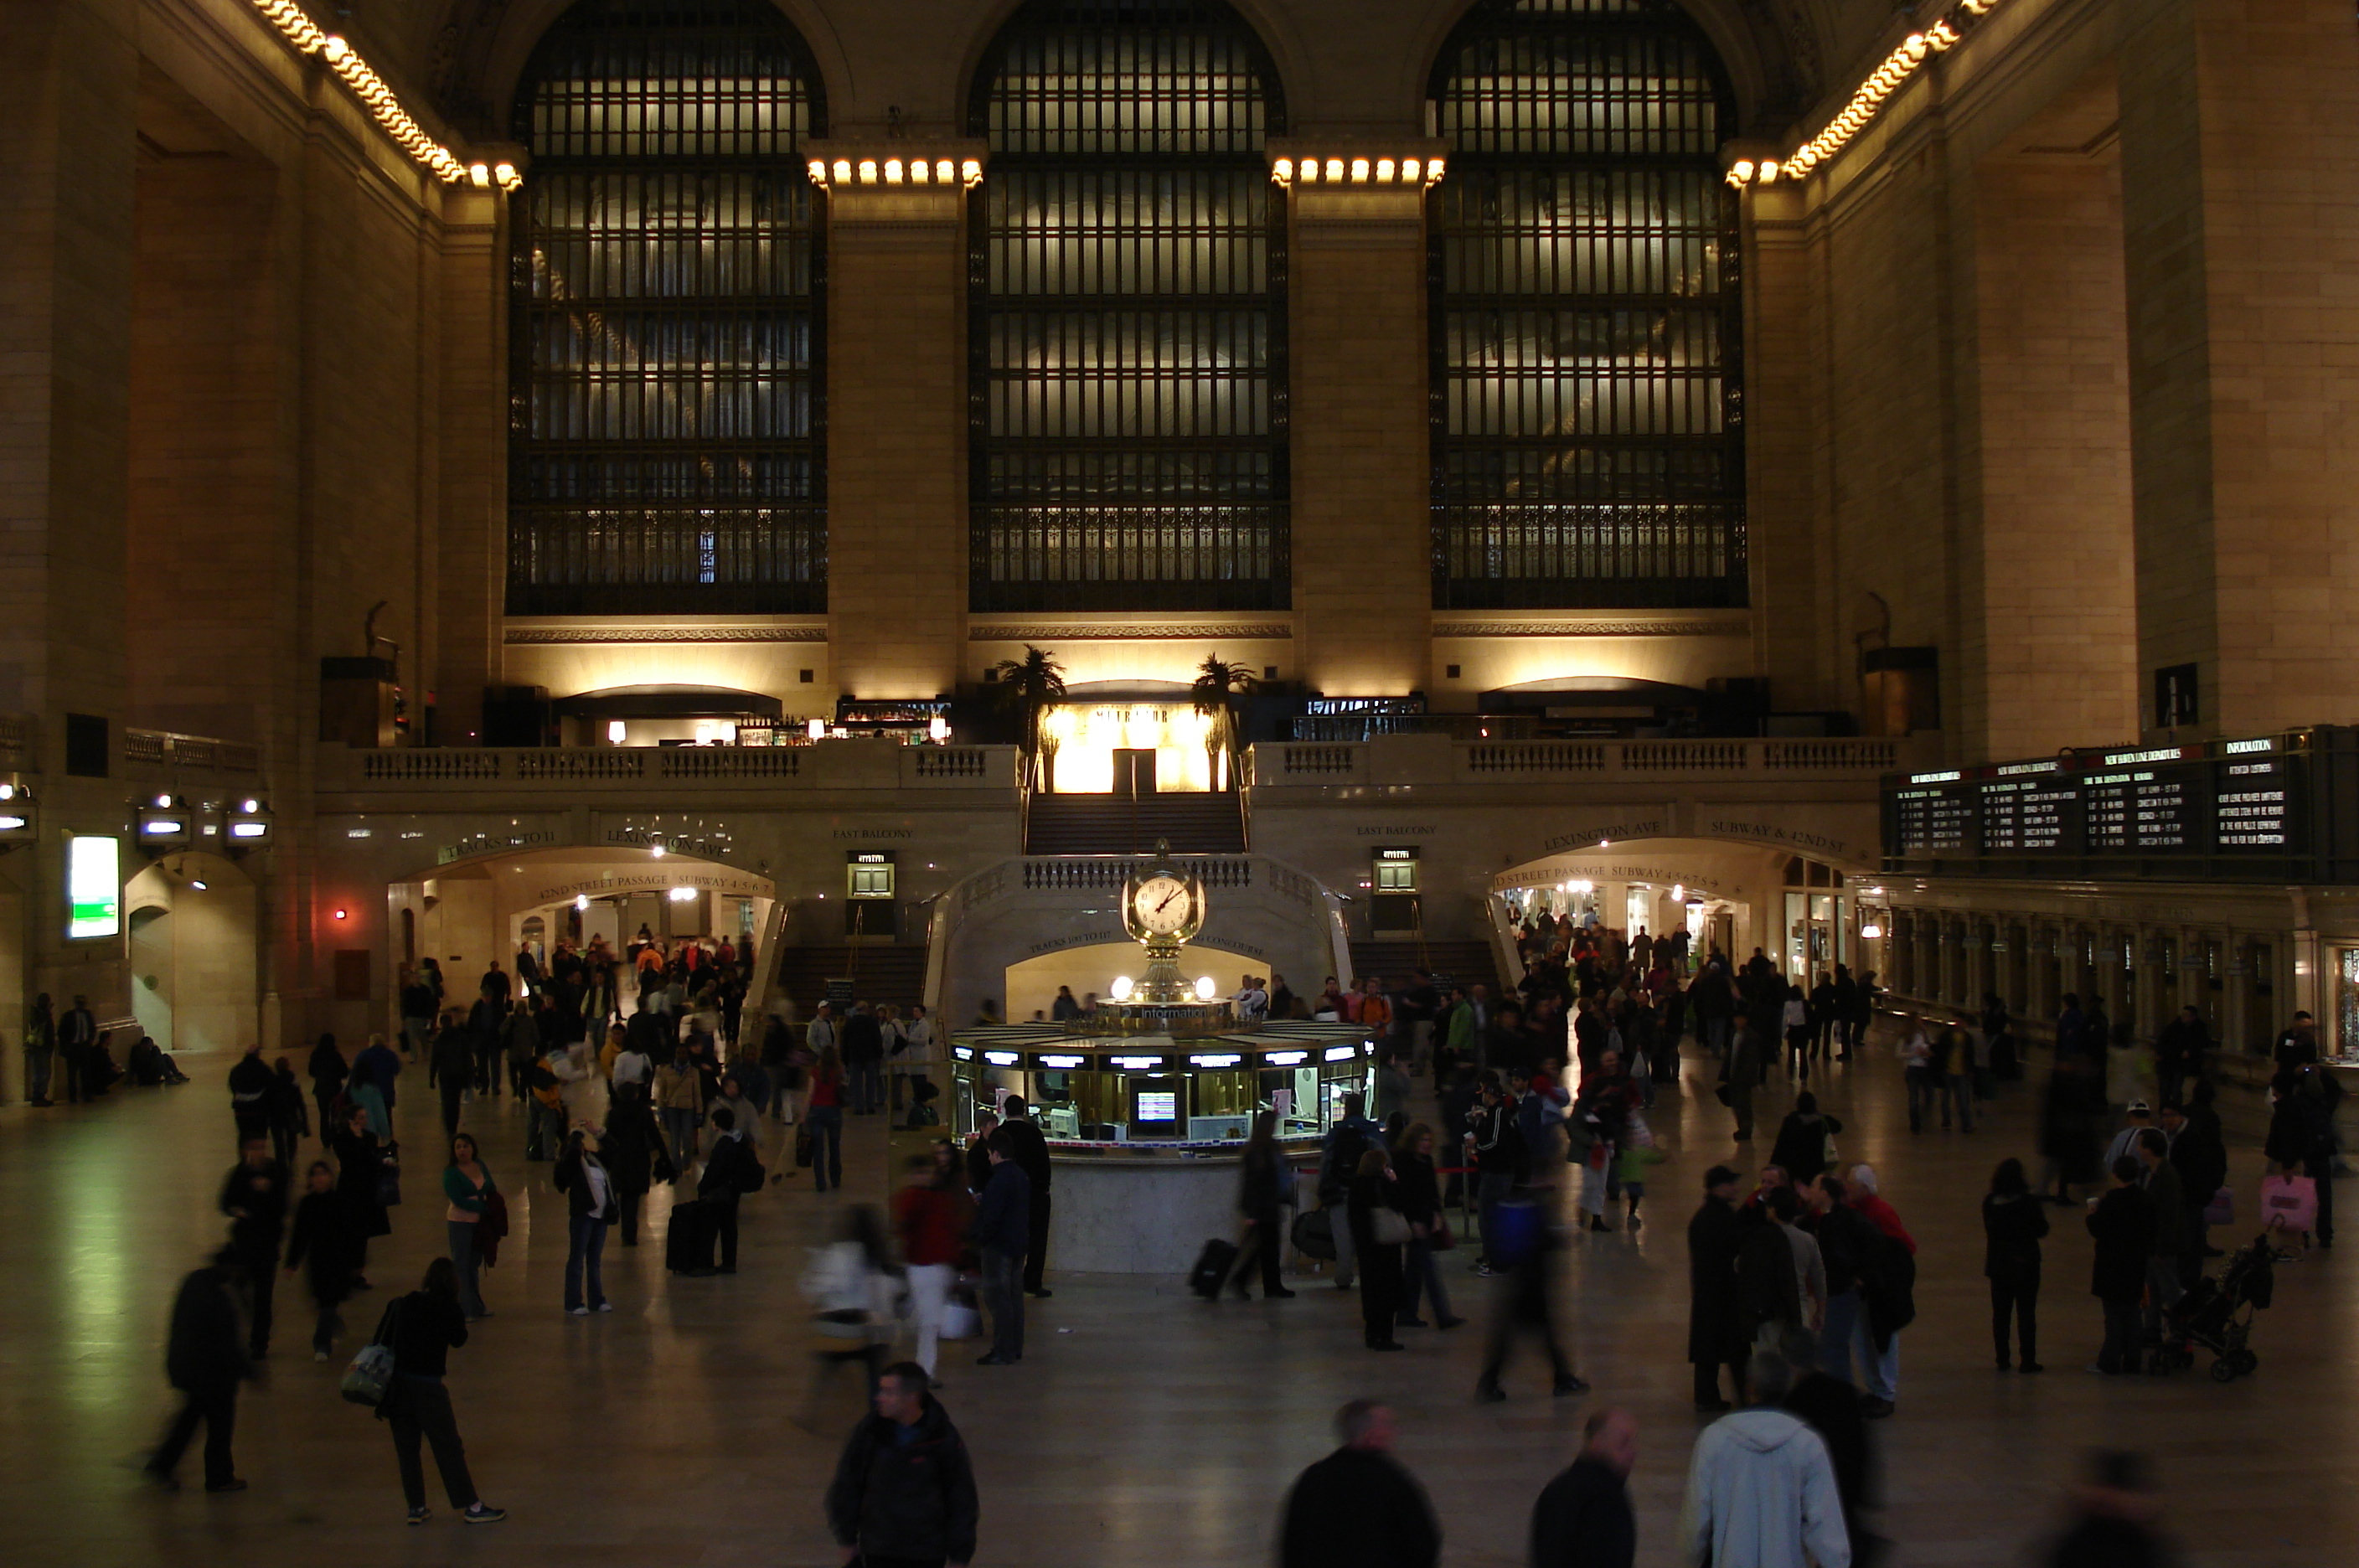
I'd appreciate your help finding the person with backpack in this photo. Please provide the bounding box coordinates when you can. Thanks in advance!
[696,1106,764,1275]
[377,1258,506,1525]
[824,1362,979,1567]
[1844,1165,1914,1418]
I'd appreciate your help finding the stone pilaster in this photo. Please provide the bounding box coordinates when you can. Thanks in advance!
[1277,143,1438,696]
[813,144,978,700]
[2119,0,2359,740]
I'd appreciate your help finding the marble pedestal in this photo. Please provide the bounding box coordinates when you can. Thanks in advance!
[1045,1153,1318,1274]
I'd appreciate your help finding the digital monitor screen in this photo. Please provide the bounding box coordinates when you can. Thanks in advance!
[67,835,119,940]
[1135,1091,1177,1124]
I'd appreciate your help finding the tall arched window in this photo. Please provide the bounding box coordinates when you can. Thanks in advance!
[509,0,824,615]
[969,0,1287,612]
[1430,0,1742,609]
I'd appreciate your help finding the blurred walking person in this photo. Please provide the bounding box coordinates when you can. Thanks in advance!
[1530,1408,1638,1568]
[1278,1400,1442,1568]
[144,1249,254,1493]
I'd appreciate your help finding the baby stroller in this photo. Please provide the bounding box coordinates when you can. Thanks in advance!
[2151,1235,2280,1382]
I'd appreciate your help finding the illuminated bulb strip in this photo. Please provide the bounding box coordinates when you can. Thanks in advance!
[1270,153,1444,188]
[246,3,474,184]
[1729,3,1996,188]
[807,156,983,189]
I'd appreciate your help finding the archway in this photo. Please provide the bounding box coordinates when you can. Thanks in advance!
[1486,835,1873,988]
[122,852,258,1055]
[385,847,778,1032]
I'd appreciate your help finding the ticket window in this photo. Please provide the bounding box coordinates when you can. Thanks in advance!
[1371,848,1420,935]
[845,851,898,938]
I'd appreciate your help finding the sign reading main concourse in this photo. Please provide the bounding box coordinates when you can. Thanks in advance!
[1882,727,2359,880]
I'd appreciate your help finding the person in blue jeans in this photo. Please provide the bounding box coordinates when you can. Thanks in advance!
[807,1044,846,1192]
[553,1129,613,1316]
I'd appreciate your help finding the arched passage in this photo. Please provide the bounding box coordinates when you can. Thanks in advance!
[1487,834,1873,986]
[122,852,258,1055]
[384,847,778,1038]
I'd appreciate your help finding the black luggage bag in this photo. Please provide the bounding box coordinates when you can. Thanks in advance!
[667,1197,715,1274]
[1187,1237,1239,1298]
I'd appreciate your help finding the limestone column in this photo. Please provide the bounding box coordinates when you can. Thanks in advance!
[2117,0,2359,739]
[1278,146,1435,696]
[436,183,509,745]
[0,0,139,1059]
[813,147,976,701]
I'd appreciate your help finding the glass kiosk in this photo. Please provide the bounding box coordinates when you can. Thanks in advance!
[946,1021,1374,1150]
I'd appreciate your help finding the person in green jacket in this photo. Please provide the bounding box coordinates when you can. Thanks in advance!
[443,1133,498,1319]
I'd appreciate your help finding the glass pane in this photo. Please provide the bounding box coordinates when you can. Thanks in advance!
[1430,0,1743,609]
[509,0,824,615]
[970,1,1288,611]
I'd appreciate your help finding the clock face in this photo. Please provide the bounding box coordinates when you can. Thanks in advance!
[1131,874,1194,936]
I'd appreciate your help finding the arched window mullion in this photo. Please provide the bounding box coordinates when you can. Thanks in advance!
[968,0,1287,612]
[508,0,825,616]
[1429,0,1742,612]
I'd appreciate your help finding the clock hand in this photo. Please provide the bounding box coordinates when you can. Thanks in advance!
[1154,888,1183,912]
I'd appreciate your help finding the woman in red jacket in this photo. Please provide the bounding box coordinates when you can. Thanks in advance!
[892,1144,973,1385]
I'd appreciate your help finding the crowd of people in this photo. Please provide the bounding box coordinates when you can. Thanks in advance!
[91,904,2341,1564]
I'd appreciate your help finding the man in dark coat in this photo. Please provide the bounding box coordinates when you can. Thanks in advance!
[227,1042,274,1148]
[839,1003,885,1116]
[218,1135,289,1359]
[1279,1400,1442,1568]
[999,1096,1056,1297]
[2160,1101,2225,1277]
[825,1363,979,1567]
[145,1250,254,1492]
[1530,1407,1638,1568]
[1686,1165,1748,1411]
[2086,1157,2151,1375]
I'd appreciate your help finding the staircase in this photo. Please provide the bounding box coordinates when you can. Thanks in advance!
[1023,791,1247,856]
[770,945,932,1014]
[1347,940,1504,998]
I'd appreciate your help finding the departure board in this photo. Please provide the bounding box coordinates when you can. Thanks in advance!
[1881,730,2346,876]
[2214,750,2293,849]
[2017,779,2076,851]
[2083,772,2133,851]
[2131,771,2193,849]
[1892,776,1974,854]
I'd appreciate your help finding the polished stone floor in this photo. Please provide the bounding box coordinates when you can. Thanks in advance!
[1,1039,2348,1568]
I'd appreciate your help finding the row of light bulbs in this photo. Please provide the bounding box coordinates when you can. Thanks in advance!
[1271,155,1445,187]
[250,2,517,190]
[807,157,985,188]
[1728,0,1998,188]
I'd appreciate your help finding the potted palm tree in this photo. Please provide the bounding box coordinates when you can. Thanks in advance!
[1190,653,1257,792]
[991,644,1067,792]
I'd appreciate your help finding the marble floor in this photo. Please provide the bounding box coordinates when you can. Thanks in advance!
[0,1040,2348,1568]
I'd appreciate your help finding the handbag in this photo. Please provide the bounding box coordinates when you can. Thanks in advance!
[339,1299,405,1406]
[376,1156,402,1209]
[1371,1208,1412,1246]
[2202,1185,2235,1227]
[794,1123,814,1168]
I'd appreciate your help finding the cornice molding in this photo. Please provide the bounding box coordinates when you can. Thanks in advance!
[1438,619,1745,638]
[968,623,1292,642]
[505,627,828,645]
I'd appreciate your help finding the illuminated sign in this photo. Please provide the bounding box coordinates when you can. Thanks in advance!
[67,836,119,940]
[983,1051,1020,1066]
[1189,1053,1242,1067]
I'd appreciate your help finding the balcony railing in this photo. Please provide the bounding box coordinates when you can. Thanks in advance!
[1252,735,1920,787]
[320,741,1014,792]
[124,727,262,774]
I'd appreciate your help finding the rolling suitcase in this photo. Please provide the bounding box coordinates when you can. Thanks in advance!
[1187,1237,1239,1298]
[1291,1207,1336,1262]
[667,1198,715,1274]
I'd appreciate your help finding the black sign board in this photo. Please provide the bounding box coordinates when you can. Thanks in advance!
[1881,729,2356,879]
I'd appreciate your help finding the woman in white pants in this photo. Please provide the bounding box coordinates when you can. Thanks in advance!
[892,1148,971,1385]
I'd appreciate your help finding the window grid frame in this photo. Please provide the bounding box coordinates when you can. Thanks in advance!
[967,0,1291,614]
[1427,0,1746,611]
[508,0,828,616]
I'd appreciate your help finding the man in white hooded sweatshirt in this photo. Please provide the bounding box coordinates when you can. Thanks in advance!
[1680,1347,1851,1568]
